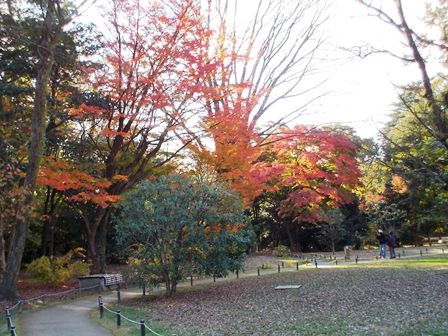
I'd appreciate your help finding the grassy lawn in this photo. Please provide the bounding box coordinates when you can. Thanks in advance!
[90,303,170,336]
[93,254,448,336]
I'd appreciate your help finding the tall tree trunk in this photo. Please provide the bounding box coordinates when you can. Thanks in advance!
[0,216,5,274]
[285,222,298,252]
[0,0,63,299]
[331,238,335,255]
[41,218,50,256]
[170,280,177,296]
[48,216,56,257]
[80,207,107,274]
[95,210,111,273]
[41,189,59,256]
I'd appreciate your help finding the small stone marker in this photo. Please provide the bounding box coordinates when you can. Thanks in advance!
[275,285,302,290]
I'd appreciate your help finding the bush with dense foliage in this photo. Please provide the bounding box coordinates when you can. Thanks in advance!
[26,248,90,286]
[272,245,290,257]
[115,175,253,295]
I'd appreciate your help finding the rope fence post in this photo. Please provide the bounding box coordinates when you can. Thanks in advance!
[190,275,193,286]
[257,267,260,276]
[116,310,121,328]
[236,270,239,279]
[100,302,104,319]
[143,281,146,296]
[140,320,146,336]
[10,325,17,336]
[5,308,12,330]
[277,264,280,273]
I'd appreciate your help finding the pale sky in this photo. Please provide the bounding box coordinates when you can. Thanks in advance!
[300,0,438,139]
[76,0,439,140]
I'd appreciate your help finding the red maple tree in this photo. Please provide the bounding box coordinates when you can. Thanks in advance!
[39,0,228,272]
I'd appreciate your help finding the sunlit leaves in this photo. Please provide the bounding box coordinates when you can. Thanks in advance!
[263,126,361,223]
[37,157,120,208]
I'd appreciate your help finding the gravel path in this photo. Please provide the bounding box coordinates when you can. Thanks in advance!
[21,290,140,336]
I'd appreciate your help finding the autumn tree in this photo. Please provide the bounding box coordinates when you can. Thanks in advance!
[317,208,346,255]
[115,175,252,296]
[247,125,360,252]
[0,0,93,299]
[181,0,329,204]
[37,0,231,273]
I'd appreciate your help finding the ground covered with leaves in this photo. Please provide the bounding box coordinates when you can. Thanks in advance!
[125,256,448,336]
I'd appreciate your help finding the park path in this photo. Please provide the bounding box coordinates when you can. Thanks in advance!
[21,289,140,336]
[18,265,293,336]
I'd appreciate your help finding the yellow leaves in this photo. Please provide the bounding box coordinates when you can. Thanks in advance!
[392,175,408,194]
[111,174,129,182]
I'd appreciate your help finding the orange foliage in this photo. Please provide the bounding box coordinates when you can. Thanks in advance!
[37,157,121,208]
[267,126,361,223]
[391,175,408,194]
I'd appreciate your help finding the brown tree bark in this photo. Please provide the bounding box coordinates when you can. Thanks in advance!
[284,222,299,252]
[0,216,5,274]
[95,210,112,273]
[0,1,59,299]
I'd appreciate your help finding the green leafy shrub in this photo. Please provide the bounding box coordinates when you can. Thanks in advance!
[115,175,253,296]
[272,245,289,257]
[26,248,90,286]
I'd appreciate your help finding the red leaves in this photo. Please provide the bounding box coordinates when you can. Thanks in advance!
[264,126,361,223]
[37,158,121,208]
[99,129,129,138]
[69,104,105,118]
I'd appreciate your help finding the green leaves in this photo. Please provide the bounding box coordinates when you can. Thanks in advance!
[114,175,253,295]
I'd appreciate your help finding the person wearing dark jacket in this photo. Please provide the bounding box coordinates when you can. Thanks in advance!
[388,231,397,259]
[376,229,387,259]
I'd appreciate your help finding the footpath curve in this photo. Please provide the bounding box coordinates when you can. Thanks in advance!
[21,290,139,336]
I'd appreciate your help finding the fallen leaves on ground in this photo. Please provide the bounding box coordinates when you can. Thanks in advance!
[127,265,448,335]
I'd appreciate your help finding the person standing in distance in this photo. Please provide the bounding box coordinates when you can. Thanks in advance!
[388,231,397,259]
[376,229,387,259]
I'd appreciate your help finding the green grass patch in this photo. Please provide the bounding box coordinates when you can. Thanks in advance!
[278,259,310,267]
[0,314,21,336]
[91,302,173,336]
[362,255,448,269]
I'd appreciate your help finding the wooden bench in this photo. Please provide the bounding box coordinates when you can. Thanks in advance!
[78,274,123,291]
